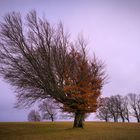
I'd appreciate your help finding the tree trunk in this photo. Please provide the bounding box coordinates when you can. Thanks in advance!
[127,119,130,122]
[135,112,140,123]
[125,114,130,122]
[73,112,84,128]
[121,116,125,122]
[122,118,125,122]
[137,117,140,123]
[105,117,108,122]
[114,116,118,122]
[50,115,54,122]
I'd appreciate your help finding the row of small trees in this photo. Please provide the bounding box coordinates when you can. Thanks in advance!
[28,98,73,122]
[28,93,140,123]
[96,93,140,122]
[28,99,58,122]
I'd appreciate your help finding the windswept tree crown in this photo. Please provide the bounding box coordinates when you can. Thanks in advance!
[0,11,106,115]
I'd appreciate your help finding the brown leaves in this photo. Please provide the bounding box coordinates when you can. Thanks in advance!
[62,46,106,113]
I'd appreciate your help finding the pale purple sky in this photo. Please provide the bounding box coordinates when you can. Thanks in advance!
[0,0,140,121]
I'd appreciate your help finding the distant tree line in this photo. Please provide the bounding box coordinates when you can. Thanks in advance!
[96,93,140,123]
[28,93,140,123]
[28,99,73,122]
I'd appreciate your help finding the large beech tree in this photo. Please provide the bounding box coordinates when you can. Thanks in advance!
[0,11,106,128]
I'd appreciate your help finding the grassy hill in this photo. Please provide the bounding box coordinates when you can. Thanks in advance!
[0,122,140,140]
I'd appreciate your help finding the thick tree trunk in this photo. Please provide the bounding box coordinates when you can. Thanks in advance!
[73,112,85,128]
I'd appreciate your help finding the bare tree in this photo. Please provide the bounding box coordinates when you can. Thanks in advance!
[28,110,41,122]
[96,95,131,122]
[127,93,140,123]
[106,96,120,122]
[114,95,130,122]
[38,98,58,122]
[122,96,130,122]
[96,97,111,122]
[0,11,106,128]
[114,95,126,122]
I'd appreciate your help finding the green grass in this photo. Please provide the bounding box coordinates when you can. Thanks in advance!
[0,122,140,140]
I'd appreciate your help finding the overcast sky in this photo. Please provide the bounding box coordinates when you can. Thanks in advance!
[0,0,140,121]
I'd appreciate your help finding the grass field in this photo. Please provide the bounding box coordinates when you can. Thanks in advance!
[0,122,140,140]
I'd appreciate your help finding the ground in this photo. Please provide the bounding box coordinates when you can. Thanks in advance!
[0,122,140,140]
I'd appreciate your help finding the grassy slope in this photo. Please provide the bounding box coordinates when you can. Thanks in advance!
[0,122,140,140]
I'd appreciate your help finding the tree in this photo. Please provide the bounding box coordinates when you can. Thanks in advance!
[123,96,130,122]
[96,97,111,122]
[106,96,120,122]
[115,95,131,122]
[28,110,41,122]
[96,95,130,122]
[0,11,106,128]
[110,95,127,122]
[38,98,58,122]
[127,93,140,123]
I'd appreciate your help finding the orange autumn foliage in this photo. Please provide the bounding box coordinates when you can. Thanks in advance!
[62,47,106,113]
